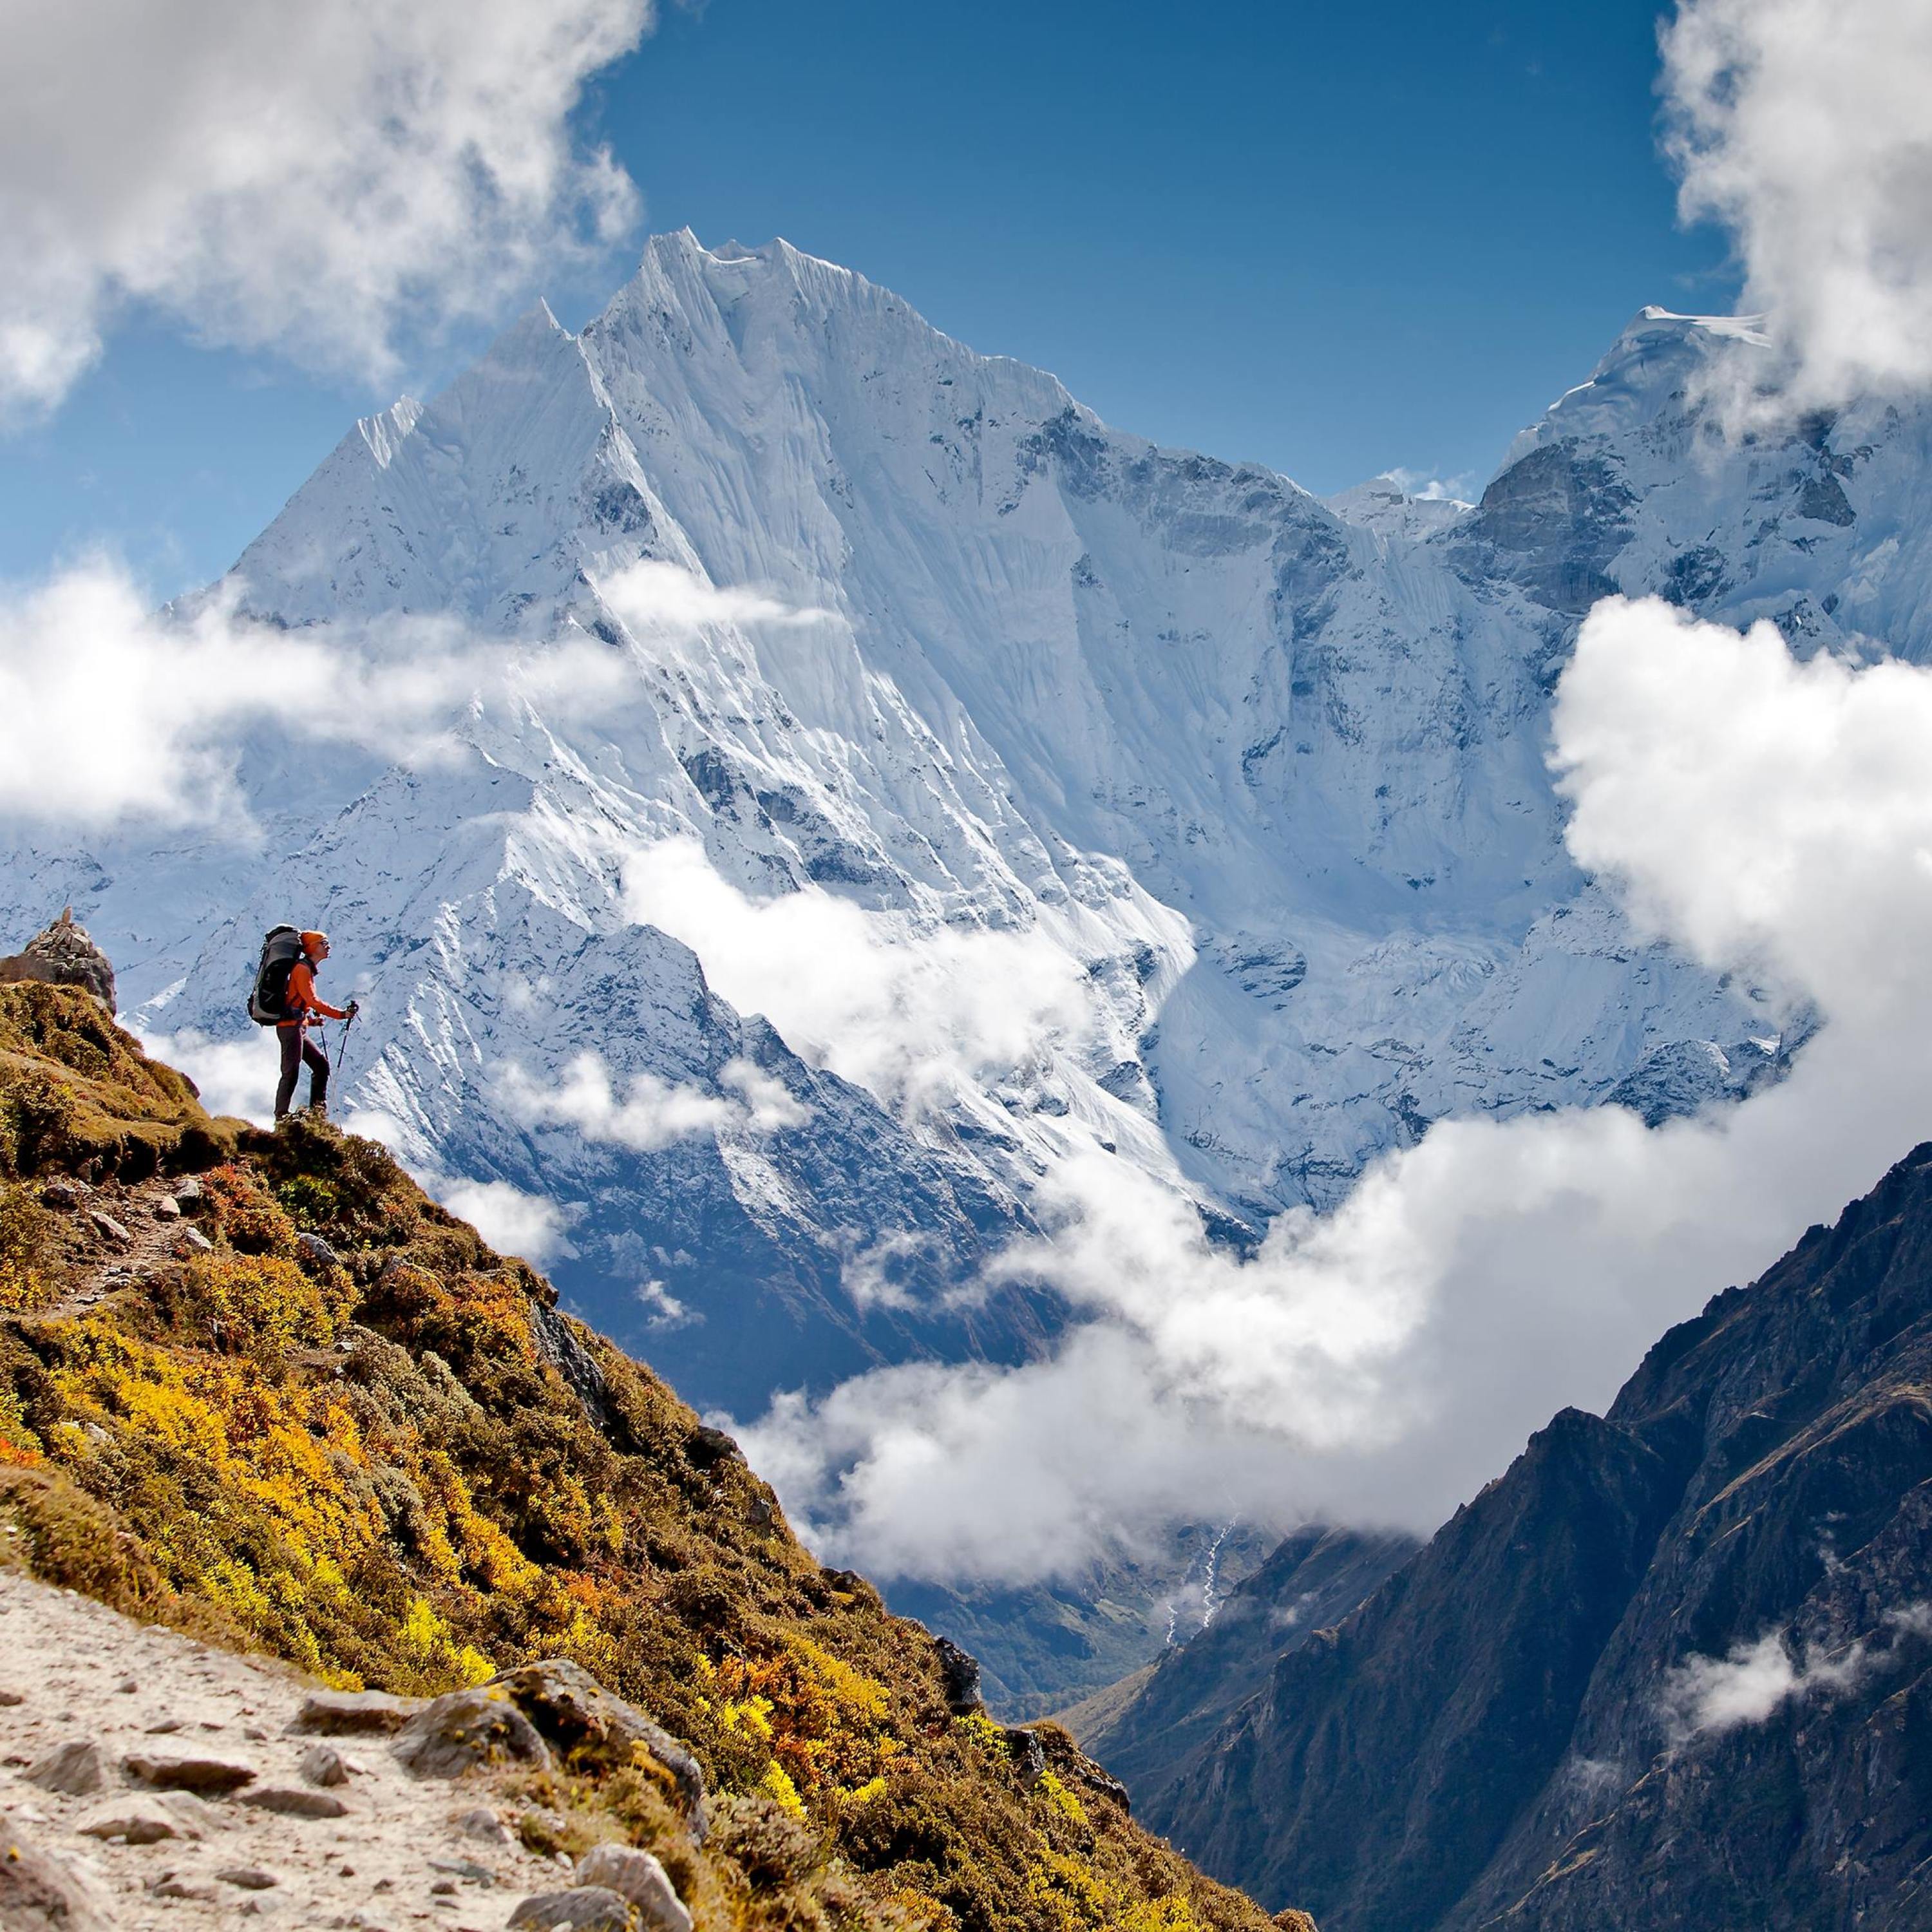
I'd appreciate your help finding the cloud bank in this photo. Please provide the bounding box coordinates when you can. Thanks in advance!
[0,560,826,829]
[739,598,1932,1584]
[502,1050,810,1153]
[0,0,652,415]
[1662,0,1932,411]
[1663,1605,1932,1741]
[623,841,1104,1112]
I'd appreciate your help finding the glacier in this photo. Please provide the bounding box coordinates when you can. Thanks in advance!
[5,238,1925,1425]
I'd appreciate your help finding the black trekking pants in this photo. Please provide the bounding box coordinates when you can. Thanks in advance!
[275,1025,328,1119]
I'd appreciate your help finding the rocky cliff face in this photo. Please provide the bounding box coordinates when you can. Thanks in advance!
[1137,1143,1932,1931]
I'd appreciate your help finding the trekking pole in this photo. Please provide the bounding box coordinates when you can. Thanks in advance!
[333,1010,357,1088]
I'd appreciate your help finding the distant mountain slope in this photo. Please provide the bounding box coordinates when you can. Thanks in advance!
[1141,1142,1932,1931]
[1061,1524,1417,1813]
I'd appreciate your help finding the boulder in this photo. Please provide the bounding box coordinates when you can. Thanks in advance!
[296,1231,340,1273]
[391,1687,551,1779]
[123,1751,259,1793]
[489,1660,704,1821]
[240,1785,350,1819]
[0,1828,116,1931]
[575,1846,692,1932]
[26,1739,105,1795]
[297,1743,352,1786]
[291,1688,422,1736]
[933,1637,983,1716]
[0,909,117,1013]
[508,1888,637,1930]
[73,1799,182,1845]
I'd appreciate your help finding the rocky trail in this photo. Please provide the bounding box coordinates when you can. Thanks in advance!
[0,1572,690,1931]
[35,1171,216,1325]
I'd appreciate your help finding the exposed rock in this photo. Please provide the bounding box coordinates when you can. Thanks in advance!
[489,1660,703,1823]
[26,1739,105,1795]
[242,1784,352,1819]
[292,1689,423,1736]
[218,1866,281,1889]
[182,1227,214,1254]
[173,1175,207,1211]
[528,1302,612,1432]
[124,1750,260,1792]
[0,909,117,1013]
[683,1424,736,1472]
[0,1828,116,1931]
[508,1888,637,1929]
[84,1210,130,1246]
[153,1194,182,1220]
[73,1798,184,1845]
[296,1231,340,1273]
[933,1636,983,1715]
[391,1687,551,1779]
[39,1181,86,1211]
[298,1742,352,1786]
[575,1845,692,1932]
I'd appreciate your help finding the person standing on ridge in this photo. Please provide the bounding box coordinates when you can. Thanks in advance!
[276,930,358,1121]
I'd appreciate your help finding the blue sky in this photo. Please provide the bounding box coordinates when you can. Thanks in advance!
[2,0,1735,596]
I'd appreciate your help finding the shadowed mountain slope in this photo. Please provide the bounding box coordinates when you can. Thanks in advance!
[1136,1144,1932,1931]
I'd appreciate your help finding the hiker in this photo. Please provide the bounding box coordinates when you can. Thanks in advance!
[272,930,358,1121]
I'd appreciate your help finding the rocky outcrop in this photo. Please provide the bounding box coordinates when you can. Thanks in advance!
[0,909,117,1012]
[1148,1143,1932,1931]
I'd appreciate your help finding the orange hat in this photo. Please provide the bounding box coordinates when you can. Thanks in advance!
[300,930,330,957]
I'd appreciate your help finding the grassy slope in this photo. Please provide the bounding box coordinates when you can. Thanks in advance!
[0,982,1294,1932]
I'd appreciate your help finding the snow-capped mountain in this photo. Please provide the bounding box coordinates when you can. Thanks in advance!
[5,238,1923,1412]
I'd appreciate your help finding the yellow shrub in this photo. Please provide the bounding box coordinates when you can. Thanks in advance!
[184,1251,352,1352]
[1039,1770,1088,1828]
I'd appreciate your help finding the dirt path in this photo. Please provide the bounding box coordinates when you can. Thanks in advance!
[0,1571,576,1930]
[37,1172,202,1325]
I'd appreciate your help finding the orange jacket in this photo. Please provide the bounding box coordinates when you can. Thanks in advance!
[281,959,348,1027]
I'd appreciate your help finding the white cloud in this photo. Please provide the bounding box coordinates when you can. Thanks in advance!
[436,1178,570,1267]
[623,840,1100,1112]
[0,558,639,829]
[500,1048,808,1153]
[1662,0,1932,412]
[739,597,1932,1584]
[0,0,652,416]
[137,1027,279,1126]
[1662,1604,1932,1741]
[721,1057,813,1134]
[596,561,840,638]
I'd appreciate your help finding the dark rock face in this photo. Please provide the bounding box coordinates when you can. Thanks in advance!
[1146,1144,1932,1932]
[0,908,117,1012]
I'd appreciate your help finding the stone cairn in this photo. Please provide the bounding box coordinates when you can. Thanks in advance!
[0,907,117,1014]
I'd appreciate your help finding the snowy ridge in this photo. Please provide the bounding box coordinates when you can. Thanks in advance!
[9,234,1929,1414]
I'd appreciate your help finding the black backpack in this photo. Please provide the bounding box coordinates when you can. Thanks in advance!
[247,925,305,1026]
